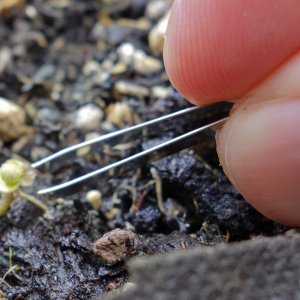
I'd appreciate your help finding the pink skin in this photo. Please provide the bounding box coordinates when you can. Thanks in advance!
[164,0,300,226]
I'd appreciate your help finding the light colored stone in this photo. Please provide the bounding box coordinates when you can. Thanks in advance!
[117,43,162,75]
[151,86,172,99]
[146,0,172,20]
[0,97,26,142]
[114,81,149,98]
[106,102,135,126]
[83,60,102,76]
[86,189,102,210]
[117,43,135,65]
[149,10,171,55]
[133,50,162,75]
[0,47,11,74]
[75,104,103,131]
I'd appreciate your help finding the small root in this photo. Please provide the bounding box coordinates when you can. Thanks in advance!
[18,191,49,215]
[0,265,19,288]
[150,167,167,215]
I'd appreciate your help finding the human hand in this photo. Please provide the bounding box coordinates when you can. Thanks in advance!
[163,0,300,226]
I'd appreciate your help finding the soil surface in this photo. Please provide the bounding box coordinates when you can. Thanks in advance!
[0,1,288,299]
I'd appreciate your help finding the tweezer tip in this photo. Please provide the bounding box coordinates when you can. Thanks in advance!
[37,189,50,195]
[38,184,66,195]
[31,162,40,169]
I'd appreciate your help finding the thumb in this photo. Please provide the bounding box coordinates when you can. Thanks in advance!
[217,52,300,226]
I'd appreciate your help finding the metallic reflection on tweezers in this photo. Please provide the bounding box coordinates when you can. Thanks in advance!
[32,101,233,195]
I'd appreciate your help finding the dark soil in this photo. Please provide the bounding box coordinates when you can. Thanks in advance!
[0,1,288,299]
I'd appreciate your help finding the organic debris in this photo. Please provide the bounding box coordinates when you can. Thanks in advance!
[93,229,142,265]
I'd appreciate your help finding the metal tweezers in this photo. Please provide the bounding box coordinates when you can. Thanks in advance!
[32,101,233,195]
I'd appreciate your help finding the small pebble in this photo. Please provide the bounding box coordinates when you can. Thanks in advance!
[146,0,171,20]
[114,81,149,98]
[93,229,142,265]
[117,43,162,75]
[75,104,103,131]
[106,102,135,126]
[151,86,172,99]
[109,62,127,75]
[133,49,162,75]
[86,190,102,210]
[0,97,26,142]
[0,47,12,74]
[25,4,38,19]
[83,60,102,76]
[104,207,121,221]
[22,64,53,92]
[117,43,135,65]
[85,132,100,141]
[149,10,170,55]
[102,0,131,14]
[76,145,91,157]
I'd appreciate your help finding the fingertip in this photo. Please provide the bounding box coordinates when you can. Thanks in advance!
[217,99,300,226]
[164,0,300,104]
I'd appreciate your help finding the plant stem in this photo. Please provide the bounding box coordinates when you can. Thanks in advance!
[0,193,13,217]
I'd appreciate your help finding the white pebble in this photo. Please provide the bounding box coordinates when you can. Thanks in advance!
[117,43,135,65]
[75,104,103,131]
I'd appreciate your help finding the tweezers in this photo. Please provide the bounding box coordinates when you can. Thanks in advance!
[32,101,233,195]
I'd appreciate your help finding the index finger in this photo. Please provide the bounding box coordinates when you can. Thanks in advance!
[164,0,300,104]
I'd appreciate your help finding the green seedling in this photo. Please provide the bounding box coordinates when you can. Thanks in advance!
[0,159,48,216]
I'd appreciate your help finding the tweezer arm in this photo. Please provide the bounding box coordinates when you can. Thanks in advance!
[32,101,232,169]
[34,101,233,194]
[37,117,229,194]
[32,106,202,168]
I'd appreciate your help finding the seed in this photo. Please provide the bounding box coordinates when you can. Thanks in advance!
[86,190,102,210]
